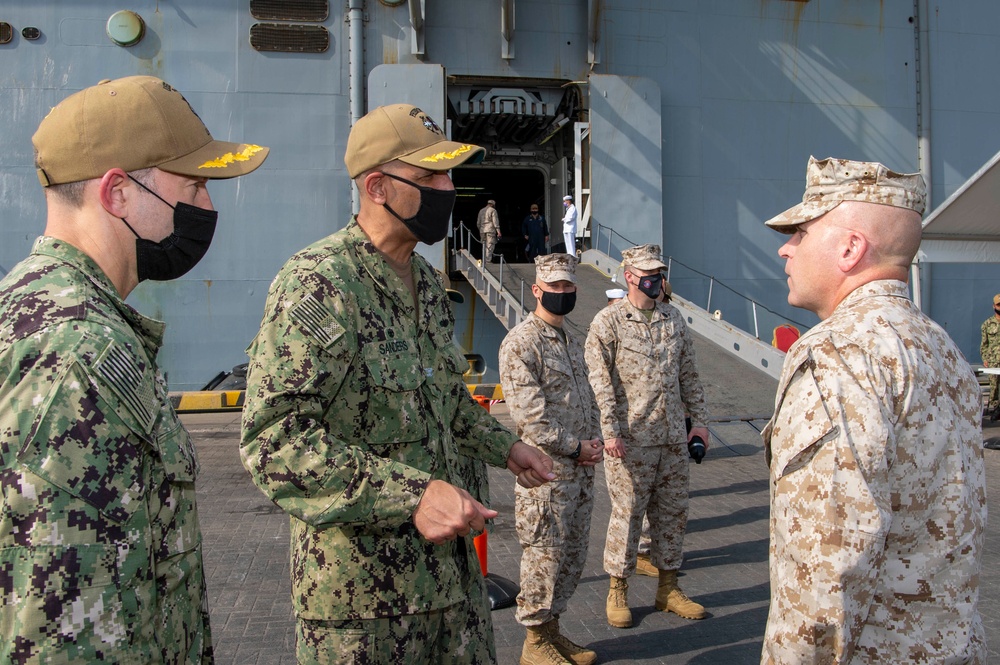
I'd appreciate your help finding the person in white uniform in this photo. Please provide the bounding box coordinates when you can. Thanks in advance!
[561,195,577,255]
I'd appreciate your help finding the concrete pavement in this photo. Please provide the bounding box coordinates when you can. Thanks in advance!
[186,404,1000,664]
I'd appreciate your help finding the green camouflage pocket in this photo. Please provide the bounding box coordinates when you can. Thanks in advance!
[362,345,428,443]
[0,544,128,664]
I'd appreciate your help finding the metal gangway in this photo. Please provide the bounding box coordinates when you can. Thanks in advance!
[451,221,805,380]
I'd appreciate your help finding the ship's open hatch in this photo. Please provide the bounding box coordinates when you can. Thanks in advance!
[367,66,662,262]
[452,167,550,262]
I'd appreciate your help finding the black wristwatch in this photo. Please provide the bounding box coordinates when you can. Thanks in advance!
[568,441,582,459]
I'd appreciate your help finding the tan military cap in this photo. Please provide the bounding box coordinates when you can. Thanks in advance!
[535,253,577,284]
[33,76,268,186]
[765,156,926,233]
[621,244,668,271]
[993,293,1000,306]
[345,104,485,178]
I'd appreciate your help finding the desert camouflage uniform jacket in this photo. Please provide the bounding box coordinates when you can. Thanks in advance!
[477,205,499,234]
[762,280,986,664]
[499,313,600,458]
[585,299,708,446]
[240,218,518,621]
[0,237,212,664]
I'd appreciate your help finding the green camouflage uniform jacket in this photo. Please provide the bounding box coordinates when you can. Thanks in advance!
[0,237,213,664]
[240,218,518,621]
[979,315,1000,367]
[762,280,986,664]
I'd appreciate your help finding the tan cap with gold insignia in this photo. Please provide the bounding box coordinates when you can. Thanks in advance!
[33,76,268,186]
[345,104,485,178]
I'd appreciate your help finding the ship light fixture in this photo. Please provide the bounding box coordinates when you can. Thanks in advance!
[106,10,145,47]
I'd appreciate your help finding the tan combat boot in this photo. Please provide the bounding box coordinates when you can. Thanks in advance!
[635,553,658,577]
[606,576,633,628]
[654,569,706,620]
[547,618,597,665]
[521,624,572,665]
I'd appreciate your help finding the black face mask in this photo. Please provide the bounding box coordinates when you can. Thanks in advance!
[634,272,663,300]
[540,290,577,316]
[995,307,1000,315]
[124,176,218,282]
[380,172,456,245]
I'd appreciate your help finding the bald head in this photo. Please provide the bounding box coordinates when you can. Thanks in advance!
[778,201,923,319]
[832,201,922,272]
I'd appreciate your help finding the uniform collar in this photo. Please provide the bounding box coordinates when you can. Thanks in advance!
[346,218,449,333]
[620,296,667,322]
[834,279,910,313]
[526,311,570,339]
[31,235,167,347]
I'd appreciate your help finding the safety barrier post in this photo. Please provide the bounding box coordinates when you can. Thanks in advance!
[471,393,491,577]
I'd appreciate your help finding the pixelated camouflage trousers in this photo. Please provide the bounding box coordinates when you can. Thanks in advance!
[637,515,651,555]
[514,461,595,625]
[483,231,498,261]
[604,444,689,577]
[990,374,1000,410]
[294,568,495,664]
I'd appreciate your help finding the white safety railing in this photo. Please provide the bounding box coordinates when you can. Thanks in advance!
[592,223,811,343]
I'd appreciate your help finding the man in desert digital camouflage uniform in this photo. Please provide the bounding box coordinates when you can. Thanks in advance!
[240,103,554,664]
[585,244,710,629]
[0,76,267,663]
[500,254,603,665]
[761,156,986,664]
[478,198,501,262]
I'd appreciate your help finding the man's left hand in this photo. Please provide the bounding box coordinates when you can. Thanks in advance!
[506,441,555,488]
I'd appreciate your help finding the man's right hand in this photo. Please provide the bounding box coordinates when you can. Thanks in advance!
[412,479,498,545]
[604,436,626,459]
[575,438,605,466]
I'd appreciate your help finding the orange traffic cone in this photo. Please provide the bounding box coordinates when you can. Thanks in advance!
[474,531,489,576]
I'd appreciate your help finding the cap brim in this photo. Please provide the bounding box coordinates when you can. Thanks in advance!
[764,199,840,233]
[540,271,577,283]
[629,260,668,271]
[399,140,485,171]
[160,140,269,179]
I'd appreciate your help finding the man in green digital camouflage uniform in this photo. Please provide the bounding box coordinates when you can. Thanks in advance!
[0,76,267,663]
[980,293,1000,419]
[240,103,555,664]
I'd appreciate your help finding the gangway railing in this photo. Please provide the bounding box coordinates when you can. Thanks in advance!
[592,223,811,342]
[452,220,801,379]
[453,222,532,330]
